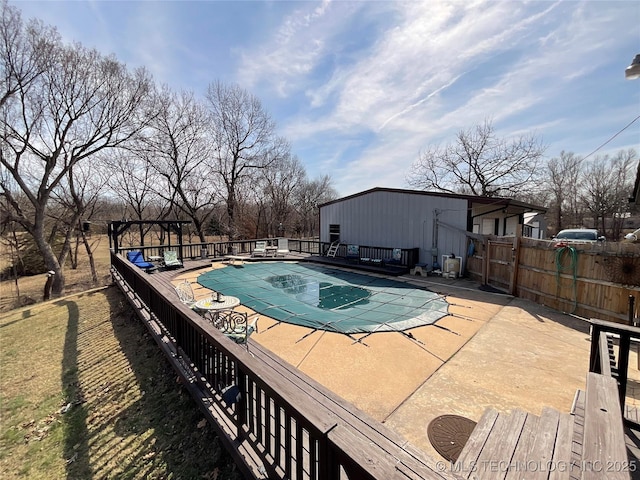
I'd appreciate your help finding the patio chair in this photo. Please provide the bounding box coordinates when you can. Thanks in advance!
[346,244,360,263]
[276,238,290,257]
[252,241,267,257]
[174,280,205,313]
[209,310,259,350]
[162,250,183,269]
[386,248,403,265]
[126,250,157,273]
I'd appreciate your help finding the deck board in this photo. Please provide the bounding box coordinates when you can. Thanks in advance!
[504,413,538,480]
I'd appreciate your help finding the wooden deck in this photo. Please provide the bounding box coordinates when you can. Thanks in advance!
[454,373,631,479]
[115,256,453,480]
[117,255,638,480]
[451,318,639,480]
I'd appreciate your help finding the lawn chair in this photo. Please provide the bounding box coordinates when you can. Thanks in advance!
[276,238,290,257]
[208,310,259,350]
[162,250,183,269]
[252,241,267,257]
[126,250,157,273]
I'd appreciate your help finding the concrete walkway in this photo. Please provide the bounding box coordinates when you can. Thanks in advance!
[174,263,599,463]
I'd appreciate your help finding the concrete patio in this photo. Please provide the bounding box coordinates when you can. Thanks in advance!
[171,260,632,463]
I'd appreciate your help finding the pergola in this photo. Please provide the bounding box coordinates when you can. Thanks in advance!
[107,220,192,260]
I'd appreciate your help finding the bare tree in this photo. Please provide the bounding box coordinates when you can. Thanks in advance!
[259,154,307,237]
[205,80,286,241]
[0,4,152,296]
[407,119,546,198]
[607,149,637,239]
[141,86,218,242]
[52,161,105,282]
[580,149,636,238]
[0,1,57,108]
[103,150,165,246]
[546,151,583,231]
[293,175,338,238]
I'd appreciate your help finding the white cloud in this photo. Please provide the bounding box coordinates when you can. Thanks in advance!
[237,0,360,96]
[263,1,638,195]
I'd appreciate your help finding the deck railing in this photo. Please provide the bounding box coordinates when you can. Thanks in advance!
[118,238,419,268]
[588,317,640,416]
[117,238,321,260]
[110,251,447,480]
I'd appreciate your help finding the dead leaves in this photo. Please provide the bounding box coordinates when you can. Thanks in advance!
[20,411,59,443]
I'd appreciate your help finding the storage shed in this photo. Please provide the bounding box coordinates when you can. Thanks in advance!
[319,188,546,270]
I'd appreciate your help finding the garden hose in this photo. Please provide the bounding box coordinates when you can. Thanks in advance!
[554,244,578,314]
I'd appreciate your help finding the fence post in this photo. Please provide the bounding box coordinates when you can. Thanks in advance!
[482,238,490,285]
[509,227,522,295]
[588,324,602,374]
[237,366,248,439]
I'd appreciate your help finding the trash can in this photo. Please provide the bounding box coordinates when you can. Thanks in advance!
[200,247,208,259]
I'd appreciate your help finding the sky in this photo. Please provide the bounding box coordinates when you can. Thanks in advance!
[11,0,640,197]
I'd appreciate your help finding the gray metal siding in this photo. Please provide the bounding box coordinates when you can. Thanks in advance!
[320,191,469,265]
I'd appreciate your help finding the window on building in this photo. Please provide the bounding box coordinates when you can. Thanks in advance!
[329,224,340,243]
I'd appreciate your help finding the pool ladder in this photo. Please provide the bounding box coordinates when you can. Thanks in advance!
[326,241,340,257]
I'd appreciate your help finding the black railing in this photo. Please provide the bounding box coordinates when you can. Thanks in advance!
[317,243,420,268]
[118,238,322,260]
[110,251,447,480]
[116,238,419,268]
[588,316,640,416]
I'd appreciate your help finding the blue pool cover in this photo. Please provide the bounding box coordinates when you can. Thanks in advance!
[197,262,449,335]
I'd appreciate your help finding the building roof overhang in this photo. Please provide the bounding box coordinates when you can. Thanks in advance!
[319,187,547,214]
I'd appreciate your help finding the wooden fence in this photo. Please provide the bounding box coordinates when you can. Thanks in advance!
[466,236,640,323]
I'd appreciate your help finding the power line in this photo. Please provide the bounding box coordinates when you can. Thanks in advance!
[582,114,640,161]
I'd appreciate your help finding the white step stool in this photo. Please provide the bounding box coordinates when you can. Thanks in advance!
[410,263,429,276]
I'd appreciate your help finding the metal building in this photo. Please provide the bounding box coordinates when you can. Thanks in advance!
[319,188,546,268]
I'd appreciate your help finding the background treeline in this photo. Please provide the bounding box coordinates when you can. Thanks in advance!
[0,1,337,294]
[406,121,638,240]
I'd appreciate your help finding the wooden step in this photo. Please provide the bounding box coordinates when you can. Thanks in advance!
[455,409,529,480]
[454,408,499,478]
[455,407,581,480]
[582,373,630,480]
[548,412,576,480]
[510,407,559,480]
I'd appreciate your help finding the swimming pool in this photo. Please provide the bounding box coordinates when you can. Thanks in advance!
[197,262,449,335]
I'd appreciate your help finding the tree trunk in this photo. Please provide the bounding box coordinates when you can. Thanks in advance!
[81,230,98,283]
[37,237,64,296]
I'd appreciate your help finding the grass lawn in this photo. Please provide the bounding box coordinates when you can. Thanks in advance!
[0,285,244,479]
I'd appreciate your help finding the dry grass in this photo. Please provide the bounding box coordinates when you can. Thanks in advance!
[0,235,114,313]
[0,286,244,479]
[0,235,244,479]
